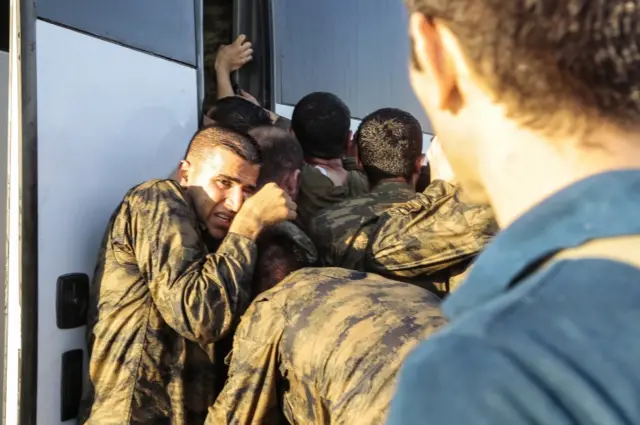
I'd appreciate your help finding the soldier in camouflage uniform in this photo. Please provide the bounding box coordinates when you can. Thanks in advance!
[291,92,370,232]
[308,108,424,270]
[366,137,497,296]
[250,126,318,258]
[205,228,446,425]
[79,126,296,425]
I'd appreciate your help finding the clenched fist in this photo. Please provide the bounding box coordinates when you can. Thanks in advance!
[229,183,297,240]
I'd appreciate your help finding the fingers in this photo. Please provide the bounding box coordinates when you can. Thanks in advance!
[285,198,297,212]
[234,34,247,45]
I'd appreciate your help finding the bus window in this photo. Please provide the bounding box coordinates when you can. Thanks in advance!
[202,0,233,111]
[272,0,433,146]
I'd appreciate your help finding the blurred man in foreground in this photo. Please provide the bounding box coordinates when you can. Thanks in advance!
[80,126,295,425]
[388,0,640,423]
[206,228,446,425]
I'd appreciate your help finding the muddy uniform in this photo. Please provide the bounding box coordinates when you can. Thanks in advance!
[367,180,498,296]
[79,179,256,425]
[308,181,416,269]
[206,267,446,425]
[295,161,369,232]
[273,220,319,265]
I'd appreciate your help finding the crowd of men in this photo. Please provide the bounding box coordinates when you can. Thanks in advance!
[78,0,640,424]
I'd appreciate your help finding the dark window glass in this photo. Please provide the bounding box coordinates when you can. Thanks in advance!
[273,0,432,133]
[37,0,196,65]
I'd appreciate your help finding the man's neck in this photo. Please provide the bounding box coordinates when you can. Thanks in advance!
[306,156,348,186]
[480,126,640,228]
[371,177,412,190]
[305,156,345,170]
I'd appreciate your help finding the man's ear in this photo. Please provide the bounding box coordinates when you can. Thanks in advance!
[409,13,460,113]
[346,130,357,157]
[415,154,426,174]
[178,160,192,186]
[284,169,301,200]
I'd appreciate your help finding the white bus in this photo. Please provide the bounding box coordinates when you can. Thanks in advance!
[3,1,431,424]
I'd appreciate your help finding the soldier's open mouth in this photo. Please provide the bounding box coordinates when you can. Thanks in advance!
[215,213,232,223]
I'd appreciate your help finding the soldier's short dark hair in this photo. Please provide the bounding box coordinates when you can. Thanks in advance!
[291,92,351,159]
[184,125,262,165]
[251,126,304,187]
[407,0,640,134]
[255,228,311,293]
[355,108,423,185]
[204,97,272,133]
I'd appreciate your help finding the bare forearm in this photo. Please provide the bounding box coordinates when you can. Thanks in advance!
[216,67,235,99]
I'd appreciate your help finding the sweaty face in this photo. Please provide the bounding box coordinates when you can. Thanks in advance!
[408,14,490,203]
[180,147,259,239]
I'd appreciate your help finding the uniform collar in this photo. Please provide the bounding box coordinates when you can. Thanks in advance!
[444,170,640,319]
[370,180,415,195]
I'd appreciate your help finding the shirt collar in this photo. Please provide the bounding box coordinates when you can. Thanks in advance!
[370,180,415,195]
[444,170,640,319]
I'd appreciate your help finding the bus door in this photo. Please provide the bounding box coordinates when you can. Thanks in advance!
[5,0,203,423]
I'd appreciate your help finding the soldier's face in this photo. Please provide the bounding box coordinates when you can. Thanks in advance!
[408,13,490,203]
[179,147,259,239]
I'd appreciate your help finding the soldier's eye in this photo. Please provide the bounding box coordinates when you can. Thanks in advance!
[217,179,232,189]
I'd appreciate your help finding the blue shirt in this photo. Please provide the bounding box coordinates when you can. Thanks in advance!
[387,170,640,425]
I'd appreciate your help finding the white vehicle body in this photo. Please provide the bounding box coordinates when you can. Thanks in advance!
[2,1,431,424]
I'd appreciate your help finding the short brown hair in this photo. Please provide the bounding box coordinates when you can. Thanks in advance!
[184,125,262,164]
[251,126,304,187]
[407,0,640,134]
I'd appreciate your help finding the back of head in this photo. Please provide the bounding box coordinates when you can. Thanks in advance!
[291,92,351,159]
[255,227,312,294]
[356,108,423,185]
[184,125,262,165]
[204,97,273,133]
[407,0,640,134]
[250,126,304,187]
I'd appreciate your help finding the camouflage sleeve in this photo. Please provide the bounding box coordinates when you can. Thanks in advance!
[128,181,256,344]
[205,300,287,425]
[366,180,497,278]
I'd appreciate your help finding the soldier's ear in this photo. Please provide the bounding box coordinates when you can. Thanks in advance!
[178,160,192,186]
[415,154,426,175]
[345,130,356,157]
[284,169,301,200]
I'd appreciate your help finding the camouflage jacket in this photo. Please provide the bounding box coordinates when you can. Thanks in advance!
[295,161,369,232]
[366,180,498,296]
[206,267,447,425]
[308,181,416,270]
[78,179,256,425]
